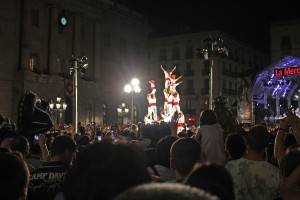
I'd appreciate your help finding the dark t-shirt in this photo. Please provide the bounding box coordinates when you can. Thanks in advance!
[28,161,68,200]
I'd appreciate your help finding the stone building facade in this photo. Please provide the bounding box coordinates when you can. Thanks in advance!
[0,0,148,125]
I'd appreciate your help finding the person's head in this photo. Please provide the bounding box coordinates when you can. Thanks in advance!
[280,148,300,178]
[114,183,218,200]
[199,110,217,126]
[131,124,138,132]
[185,163,234,200]
[51,135,76,165]
[171,74,176,79]
[63,142,151,200]
[0,124,17,151]
[77,135,90,146]
[225,134,246,160]
[246,125,270,153]
[156,136,178,168]
[11,136,30,157]
[0,153,30,200]
[170,138,201,179]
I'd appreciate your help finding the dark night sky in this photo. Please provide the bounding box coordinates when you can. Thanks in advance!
[116,0,300,54]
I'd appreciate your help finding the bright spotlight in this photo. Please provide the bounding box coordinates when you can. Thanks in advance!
[133,85,141,93]
[131,78,140,86]
[124,84,132,93]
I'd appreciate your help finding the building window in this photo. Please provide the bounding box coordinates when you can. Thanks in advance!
[60,58,67,75]
[172,47,180,60]
[28,53,40,73]
[223,80,226,89]
[186,80,194,91]
[159,48,167,61]
[280,35,292,53]
[103,33,111,48]
[223,62,226,73]
[185,46,193,59]
[30,9,39,28]
[185,62,193,75]
[229,80,232,89]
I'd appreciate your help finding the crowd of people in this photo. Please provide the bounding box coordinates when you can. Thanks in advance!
[1,108,300,200]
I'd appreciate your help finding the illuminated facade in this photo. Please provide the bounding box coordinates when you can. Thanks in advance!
[251,56,300,122]
[0,0,148,123]
[148,31,268,118]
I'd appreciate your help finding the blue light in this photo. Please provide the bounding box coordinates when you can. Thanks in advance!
[251,56,300,100]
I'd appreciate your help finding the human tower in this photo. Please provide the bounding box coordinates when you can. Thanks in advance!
[145,65,185,134]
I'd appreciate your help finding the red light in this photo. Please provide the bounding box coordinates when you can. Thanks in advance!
[188,117,195,121]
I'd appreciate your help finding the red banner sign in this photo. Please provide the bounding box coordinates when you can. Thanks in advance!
[274,66,300,77]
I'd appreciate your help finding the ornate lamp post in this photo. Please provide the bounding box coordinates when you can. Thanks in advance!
[69,55,88,133]
[197,36,228,109]
[49,97,67,127]
[124,78,141,124]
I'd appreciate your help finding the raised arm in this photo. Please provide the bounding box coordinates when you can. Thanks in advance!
[174,81,183,87]
[274,118,288,165]
[170,66,176,74]
[160,65,166,72]
[175,75,183,82]
[287,109,300,144]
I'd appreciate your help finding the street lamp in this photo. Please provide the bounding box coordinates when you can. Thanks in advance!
[117,103,130,125]
[197,36,228,109]
[124,78,141,123]
[49,97,67,127]
[69,55,88,133]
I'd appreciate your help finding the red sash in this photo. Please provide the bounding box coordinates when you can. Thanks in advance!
[148,103,156,107]
[172,102,179,106]
[177,122,184,127]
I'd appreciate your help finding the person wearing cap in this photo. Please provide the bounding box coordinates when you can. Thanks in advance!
[225,125,280,200]
[28,135,76,200]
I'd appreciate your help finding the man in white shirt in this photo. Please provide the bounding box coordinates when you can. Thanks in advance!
[225,125,280,200]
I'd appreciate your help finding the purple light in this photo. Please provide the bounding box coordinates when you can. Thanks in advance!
[282,81,291,97]
[251,56,300,101]
[272,84,280,96]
